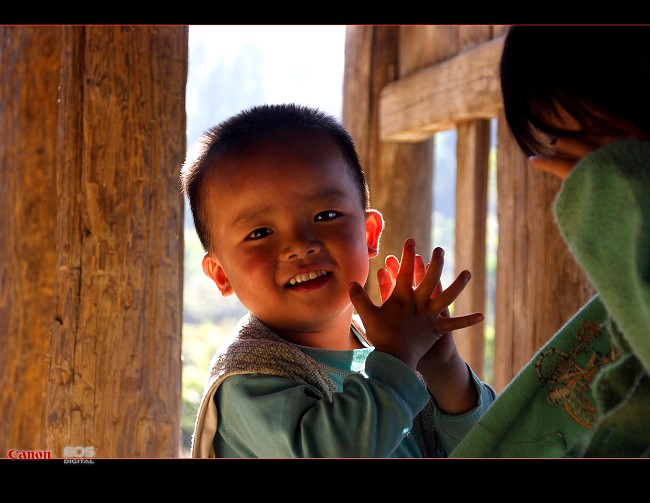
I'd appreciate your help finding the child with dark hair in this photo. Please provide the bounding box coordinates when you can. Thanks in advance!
[451,25,650,458]
[181,103,496,458]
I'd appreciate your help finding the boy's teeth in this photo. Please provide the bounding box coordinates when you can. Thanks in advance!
[289,270,328,285]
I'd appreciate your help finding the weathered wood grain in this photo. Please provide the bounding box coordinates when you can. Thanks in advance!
[0,25,61,456]
[379,36,505,142]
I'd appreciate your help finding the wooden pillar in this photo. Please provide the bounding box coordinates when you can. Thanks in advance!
[413,25,495,382]
[454,119,490,378]
[0,25,62,456]
[0,25,188,458]
[343,25,433,305]
[44,25,187,458]
[493,110,595,391]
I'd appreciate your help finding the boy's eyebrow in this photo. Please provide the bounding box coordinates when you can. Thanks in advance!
[231,189,353,228]
[232,205,273,228]
[310,189,351,205]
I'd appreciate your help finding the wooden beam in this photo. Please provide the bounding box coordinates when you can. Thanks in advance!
[379,36,505,142]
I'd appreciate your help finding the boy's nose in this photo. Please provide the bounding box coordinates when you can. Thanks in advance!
[284,243,321,260]
[282,231,322,260]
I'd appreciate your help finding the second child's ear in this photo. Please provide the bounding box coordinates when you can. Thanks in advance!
[365,209,384,258]
[202,254,235,297]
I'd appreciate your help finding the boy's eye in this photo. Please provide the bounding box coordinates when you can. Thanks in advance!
[247,227,273,240]
[315,210,339,222]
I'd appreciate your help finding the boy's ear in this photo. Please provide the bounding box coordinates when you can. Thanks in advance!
[365,209,384,258]
[202,254,235,297]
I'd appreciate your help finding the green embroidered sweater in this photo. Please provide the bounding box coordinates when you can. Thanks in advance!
[451,140,650,458]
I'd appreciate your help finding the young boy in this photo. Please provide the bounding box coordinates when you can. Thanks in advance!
[181,103,496,458]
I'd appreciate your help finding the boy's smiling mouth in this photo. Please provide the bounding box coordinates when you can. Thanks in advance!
[286,270,330,287]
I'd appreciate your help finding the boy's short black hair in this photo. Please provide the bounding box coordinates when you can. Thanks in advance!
[181,103,370,252]
[500,25,650,156]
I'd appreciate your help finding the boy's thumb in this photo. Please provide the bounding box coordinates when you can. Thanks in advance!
[349,282,372,317]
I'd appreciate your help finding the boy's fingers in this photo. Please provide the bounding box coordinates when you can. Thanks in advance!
[428,269,471,312]
[377,268,393,303]
[384,254,400,277]
[437,312,484,333]
[349,282,376,318]
[415,247,444,305]
[433,280,443,296]
[394,239,416,294]
[414,254,426,286]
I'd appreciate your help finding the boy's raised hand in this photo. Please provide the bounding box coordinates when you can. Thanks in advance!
[349,239,482,372]
[377,241,484,377]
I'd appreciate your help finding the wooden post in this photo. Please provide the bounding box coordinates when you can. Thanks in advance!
[454,119,491,378]
[0,25,62,456]
[0,25,188,458]
[44,25,188,458]
[343,25,433,305]
[493,110,595,391]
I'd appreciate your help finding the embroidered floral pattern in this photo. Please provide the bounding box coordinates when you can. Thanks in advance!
[535,320,618,428]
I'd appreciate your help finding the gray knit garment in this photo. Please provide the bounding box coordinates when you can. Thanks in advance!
[191,312,437,457]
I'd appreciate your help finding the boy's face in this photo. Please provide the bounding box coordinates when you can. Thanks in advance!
[201,132,383,338]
